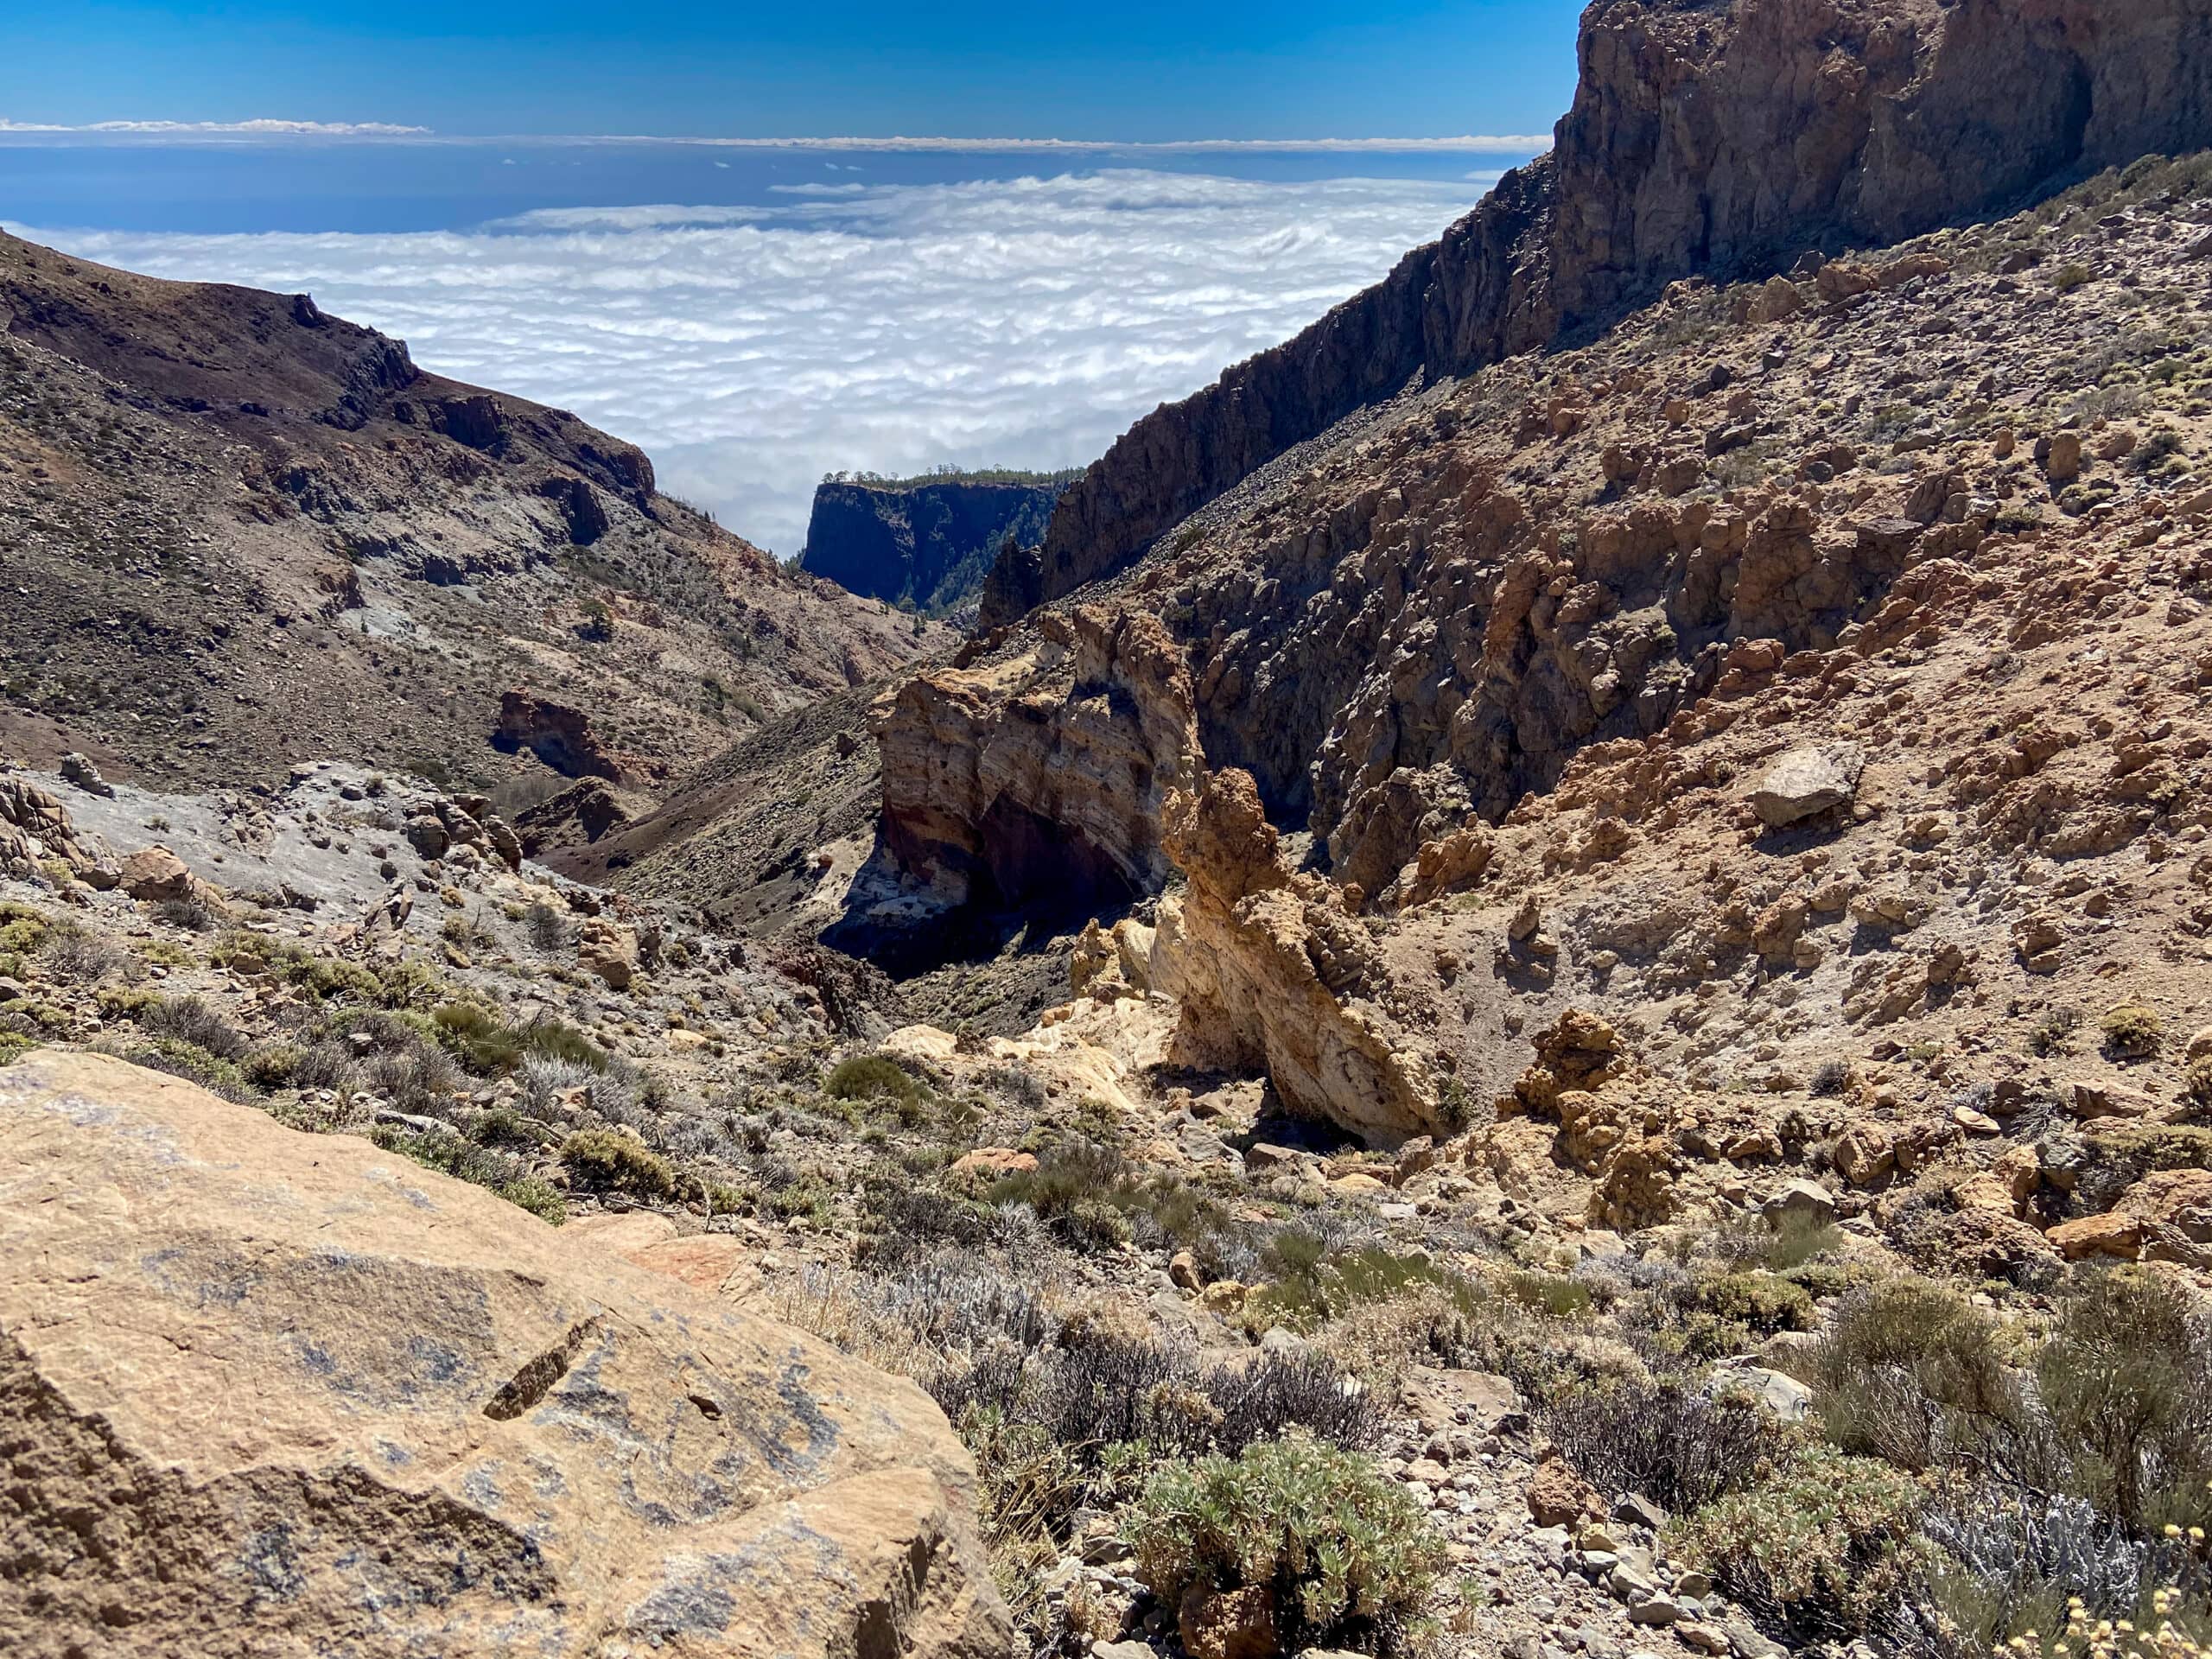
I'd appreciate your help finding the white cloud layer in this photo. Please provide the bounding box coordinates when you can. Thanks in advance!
[0,118,430,135]
[18,170,1488,552]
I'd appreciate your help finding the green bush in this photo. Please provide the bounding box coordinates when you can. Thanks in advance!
[1814,1278,2019,1473]
[433,1001,525,1074]
[1246,1243,1484,1334]
[762,1169,834,1226]
[1762,1211,1843,1271]
[499,1176,567,1225]
[0,1030,36,1065]
[558,1128,676,1198]
[289,955,386,1003]
[1700,1272,1815,1337]
[2101,1002,2164,1060]
[2037,1268,2212,1530]
[1672,1444,1930,1637]
[243,1043,306,1090]
[1127,1431,1446,1653]
[1503,1269,1596,1320]
[126,1035,255,1103]
[2186,1056,2212,1109]
[825,1052,920,1105]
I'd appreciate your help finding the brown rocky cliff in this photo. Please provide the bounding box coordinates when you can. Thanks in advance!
[991,0,2212,625]
[868,607,1198,912]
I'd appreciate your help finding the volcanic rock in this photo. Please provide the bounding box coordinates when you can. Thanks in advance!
[0,1049,1009,1659]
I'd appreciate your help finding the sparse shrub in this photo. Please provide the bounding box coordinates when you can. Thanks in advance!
[40,927,125,985]
[1812,1058,1853,1096]
[2037,1268,2212,1531]
[528,1016,608,1072]
[137,995,251,1062]
[242,1043,305,1090]
[1546,1374,1797,1513]
[1922,1489,2193,1650]
[2055,264,2097,293]
[558,1128,676,1198]
[2187,1057,2212,1111]
[372,1122,522,1188]
[288,954,385,1003]
[432,1001,524,1074]
[1699,1272,1816,1338]
[0,1029,38,1065]
[2072,1125,2212,1215]
[1126,1431,1446,1655]
[1672,1443,1931,1639]
[1246,1242,1484,1334]
[154,894,219,933]
[468,1105,541,1149]
[976,1059,1047,1108]
[2102,1003,2165,1061]
[121,1035,254,1103]
[2031,1006,2084,1057]
[519,1052,599,1114]
[825,1052,920,1105]
[762,1168,833,1225]
[524,901,570,951]
[1312,1282,1484,1387]
[1503,1268,1595,1319]
[1814,1278,2020,1475]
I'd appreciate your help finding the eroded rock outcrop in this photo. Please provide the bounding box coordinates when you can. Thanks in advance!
[1149,768,1441,1146]
[494,689,634,783]
[0,769,118,887]
[0,1050,1010,1659]
[997,0,2212,620]
[870,607,1198,912]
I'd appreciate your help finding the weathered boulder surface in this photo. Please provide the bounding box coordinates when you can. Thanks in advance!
[0,769,119,887]
[0,1049,1010,1659]
[1751,743,1866,827]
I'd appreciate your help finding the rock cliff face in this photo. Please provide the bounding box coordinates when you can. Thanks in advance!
[992,0,2212,623]
[871,99,2212,1145]
[801,476,1062,613]
[0,1049,1010,1659]
[867,608,1198,918]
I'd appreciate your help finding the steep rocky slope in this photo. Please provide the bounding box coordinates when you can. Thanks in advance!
[0,229,946,797]
[801,473,1069,615]
[988,0,2212,626]
[864,86,2212,1198]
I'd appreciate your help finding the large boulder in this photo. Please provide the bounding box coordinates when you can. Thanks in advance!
[1750,744,1865,828]
[0,1050,1010,1659]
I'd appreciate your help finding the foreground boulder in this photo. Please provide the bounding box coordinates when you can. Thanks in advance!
[0,1050,1010,1659]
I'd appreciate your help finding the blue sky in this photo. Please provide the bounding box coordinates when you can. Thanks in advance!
[11,1,1583,140]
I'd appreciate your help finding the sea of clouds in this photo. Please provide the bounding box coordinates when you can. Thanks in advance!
[20,170,1491,552]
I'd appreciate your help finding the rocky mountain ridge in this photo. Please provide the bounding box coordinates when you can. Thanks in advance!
[0,227,946,799]
[990,0,2212,626]
[9,2,2212,1656]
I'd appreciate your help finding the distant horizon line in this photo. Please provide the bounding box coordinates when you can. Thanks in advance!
[0,118,1553,152]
